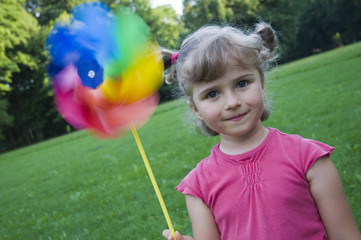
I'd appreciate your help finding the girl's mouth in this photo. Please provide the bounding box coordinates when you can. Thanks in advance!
[227,112,247,121]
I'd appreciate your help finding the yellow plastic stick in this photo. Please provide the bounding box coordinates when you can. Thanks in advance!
[130,122,176,240]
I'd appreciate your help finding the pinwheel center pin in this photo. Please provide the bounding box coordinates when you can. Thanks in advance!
[88,70,95,78]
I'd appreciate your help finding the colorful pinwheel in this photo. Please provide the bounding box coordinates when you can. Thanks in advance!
[46,1,163,138]
[46,2,176,239]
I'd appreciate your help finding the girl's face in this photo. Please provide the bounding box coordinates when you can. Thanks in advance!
[189,60,265,139]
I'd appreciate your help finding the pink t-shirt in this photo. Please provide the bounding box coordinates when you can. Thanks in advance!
[176,128,334,240]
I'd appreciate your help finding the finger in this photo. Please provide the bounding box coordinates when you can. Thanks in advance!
[175,231,183,240]
[162,229,172,239]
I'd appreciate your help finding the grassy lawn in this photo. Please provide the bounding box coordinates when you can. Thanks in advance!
[1,42,360,239]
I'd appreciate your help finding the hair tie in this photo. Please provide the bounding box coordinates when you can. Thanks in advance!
[171,52,179,64]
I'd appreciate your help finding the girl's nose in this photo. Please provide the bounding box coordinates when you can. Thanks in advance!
[224,92,241,110]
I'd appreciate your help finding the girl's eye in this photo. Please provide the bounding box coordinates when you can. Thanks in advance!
[207,91,218,99]
[237,80,248,88]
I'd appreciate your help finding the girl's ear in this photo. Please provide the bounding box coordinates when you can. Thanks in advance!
[261,83,266,99]
[187,100,203,120]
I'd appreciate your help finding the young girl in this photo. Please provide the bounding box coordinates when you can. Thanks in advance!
[161,22,361,240]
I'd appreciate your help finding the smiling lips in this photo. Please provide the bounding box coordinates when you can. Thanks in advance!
[227,112,247,121]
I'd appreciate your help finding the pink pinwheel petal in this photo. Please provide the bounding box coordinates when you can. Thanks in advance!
[54,85,90,129]
[53,64,79,94]
[90,94,159,138]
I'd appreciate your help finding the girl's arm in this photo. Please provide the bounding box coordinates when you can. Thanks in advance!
[306,156,361,239]
[162,195,219,240]
[186,195,220,240]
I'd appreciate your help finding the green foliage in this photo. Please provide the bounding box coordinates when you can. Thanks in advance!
[293,0,361,59]
[150,5,184,49]
[2,8,59,150]
[183,0,231,31]
[0,0,39,85]
[0,0,43,146]
[180,0,305,61]
[24,0,90,25]
[0,99,13,141]
[0,43,360,238]
[256,0,306,61]
[180,0,361,61]
[223,0,259,26]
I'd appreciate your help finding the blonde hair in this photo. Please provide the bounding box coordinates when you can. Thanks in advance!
[162,22,279,136]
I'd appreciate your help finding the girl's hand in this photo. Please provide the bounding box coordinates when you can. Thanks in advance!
[162,230,193,240]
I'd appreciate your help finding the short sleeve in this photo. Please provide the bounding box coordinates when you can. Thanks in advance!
[176,168,206,202]
[300,138,335,173]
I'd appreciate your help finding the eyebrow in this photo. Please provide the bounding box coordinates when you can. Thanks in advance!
[196,73,254,97]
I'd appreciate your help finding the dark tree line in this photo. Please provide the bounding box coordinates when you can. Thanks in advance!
[0,0,360,152]
[182,0,361,61]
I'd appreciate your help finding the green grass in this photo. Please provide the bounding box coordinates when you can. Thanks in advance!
[1,42,361,239]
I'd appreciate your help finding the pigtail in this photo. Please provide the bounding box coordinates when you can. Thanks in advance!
[255,22,277,52]
[161,48,178,84]
[254,22,279,63]
[253,22,279,122]
[161,48,173,70]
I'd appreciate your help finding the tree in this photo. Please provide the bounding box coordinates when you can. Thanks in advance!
[181,0,305,61]
[0,0,38,88]
[334,0,361,44]
[0,0,40,146]
[256,0,307,61]
[0,99,13,147]
[224,0,260,27]
[24,0,90,25]
[150,5,184,49]
[182,0,231,31]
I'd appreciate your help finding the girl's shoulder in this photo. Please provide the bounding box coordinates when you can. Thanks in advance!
[268,127,333,150]
[268,128,335,172]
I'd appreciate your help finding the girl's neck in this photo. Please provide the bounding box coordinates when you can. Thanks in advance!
[219,122,269,155]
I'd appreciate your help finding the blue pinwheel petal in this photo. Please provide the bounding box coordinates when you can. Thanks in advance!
[71,1,120,66]
[46,25,81,68]
[46,1,119,84]
[77,56,104,89]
